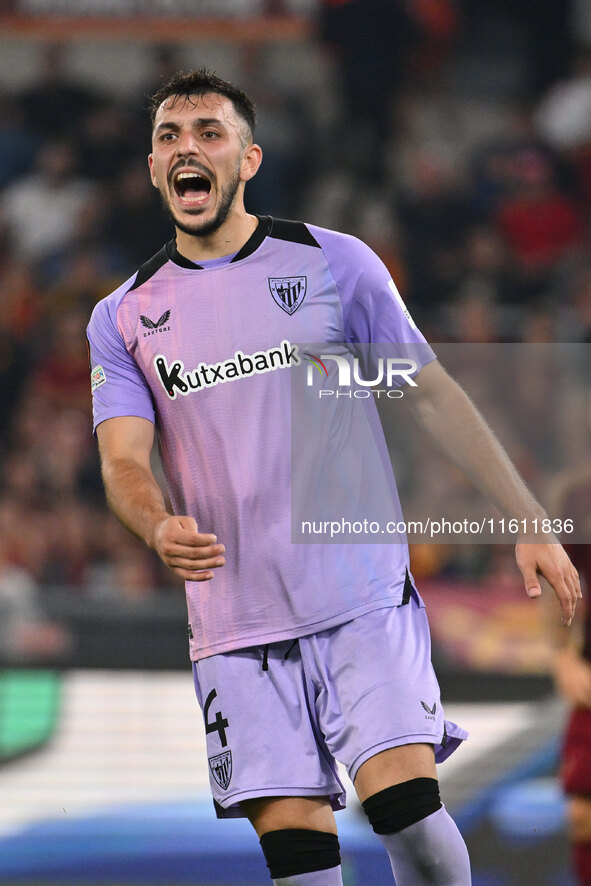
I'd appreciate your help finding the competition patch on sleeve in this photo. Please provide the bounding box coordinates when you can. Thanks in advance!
[388,279,417,330]
[91,364,107,391]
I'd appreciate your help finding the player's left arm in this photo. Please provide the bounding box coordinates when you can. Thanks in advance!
[404,359,581,625]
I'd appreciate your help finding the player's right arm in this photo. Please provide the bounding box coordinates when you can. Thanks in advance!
[96,416,225,583]
[88,288,225,583]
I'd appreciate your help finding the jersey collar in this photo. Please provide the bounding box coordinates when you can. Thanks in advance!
[166,215,272,269]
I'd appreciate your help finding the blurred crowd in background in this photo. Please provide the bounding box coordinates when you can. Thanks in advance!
[1,0,591,659]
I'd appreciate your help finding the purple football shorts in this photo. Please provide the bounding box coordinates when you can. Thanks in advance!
[192,588,468,818]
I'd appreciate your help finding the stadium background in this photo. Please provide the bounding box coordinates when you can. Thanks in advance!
[0,0,590,883]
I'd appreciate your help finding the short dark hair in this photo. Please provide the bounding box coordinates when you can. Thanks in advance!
[148,68,256,143]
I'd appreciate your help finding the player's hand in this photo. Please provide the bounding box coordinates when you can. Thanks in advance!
[151,515,225,581]
[515,539,581,626]
[553,647,591,708]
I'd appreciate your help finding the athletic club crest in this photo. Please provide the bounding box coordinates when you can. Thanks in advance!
[209,750,232,790]
[268,276,307,315]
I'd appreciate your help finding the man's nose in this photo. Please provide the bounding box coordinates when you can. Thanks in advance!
[175,130,200,155]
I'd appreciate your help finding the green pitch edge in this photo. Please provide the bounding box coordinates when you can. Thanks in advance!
[0,670,61,763]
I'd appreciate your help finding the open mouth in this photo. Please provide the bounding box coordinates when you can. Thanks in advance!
[173,171,212,204]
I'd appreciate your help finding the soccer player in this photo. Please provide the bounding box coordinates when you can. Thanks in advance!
[87,70,580,886]
[549,466,591,885]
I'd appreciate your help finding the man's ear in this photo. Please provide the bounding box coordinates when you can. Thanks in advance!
[148,154,158,188]
[240,143,263,182]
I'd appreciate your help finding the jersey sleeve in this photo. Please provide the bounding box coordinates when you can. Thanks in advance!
[87,288,155,432]
[310,225,436,379]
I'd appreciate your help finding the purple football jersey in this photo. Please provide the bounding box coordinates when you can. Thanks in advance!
[87,216,436,659]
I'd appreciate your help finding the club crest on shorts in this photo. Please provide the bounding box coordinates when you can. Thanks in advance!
[268,276,307,315]
[209,750,232,790]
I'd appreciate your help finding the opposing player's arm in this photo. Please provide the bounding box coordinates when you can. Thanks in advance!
[403,359,580,625]
[543,475,591,706]
[544,583,591,706]
[97,416,224,582]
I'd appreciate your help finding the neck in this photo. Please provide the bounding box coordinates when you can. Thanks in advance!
[175,208,258,262]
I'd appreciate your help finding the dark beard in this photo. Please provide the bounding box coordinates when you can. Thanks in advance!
[160,166,242,239]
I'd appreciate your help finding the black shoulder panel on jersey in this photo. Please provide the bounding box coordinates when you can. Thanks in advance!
[166,238,203,269]
[268,217,320,249]
[165,217,273,268]
[127,244,170,292]
[230,215,272,262]
[128,217,319,284]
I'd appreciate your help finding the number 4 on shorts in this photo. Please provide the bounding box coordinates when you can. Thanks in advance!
[204,688,229,747]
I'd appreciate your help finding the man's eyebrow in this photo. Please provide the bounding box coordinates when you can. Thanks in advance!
[195,117,227,128]
[154,121,181,134]
[154,117,227,134]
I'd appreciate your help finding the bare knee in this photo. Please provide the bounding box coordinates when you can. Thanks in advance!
[354,743,437,804]
[240,795,337,838]
[569,796,591,843]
